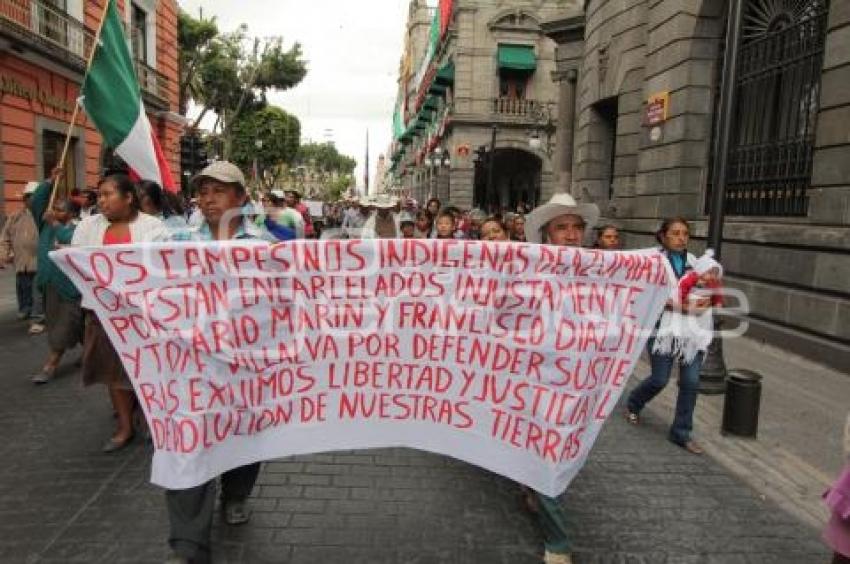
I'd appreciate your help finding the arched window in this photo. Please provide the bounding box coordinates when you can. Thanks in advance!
[711,0,830,216]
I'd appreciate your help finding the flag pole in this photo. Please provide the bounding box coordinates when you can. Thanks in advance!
[50,0,113,208]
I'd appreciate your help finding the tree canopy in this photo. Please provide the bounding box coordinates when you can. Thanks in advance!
[178,9,308,157]
[230,106,301,186]
[295,142,357,174]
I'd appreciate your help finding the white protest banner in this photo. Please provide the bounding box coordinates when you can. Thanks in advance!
[53,240,672,496]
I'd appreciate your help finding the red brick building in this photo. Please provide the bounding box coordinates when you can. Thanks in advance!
[0,0,182,216]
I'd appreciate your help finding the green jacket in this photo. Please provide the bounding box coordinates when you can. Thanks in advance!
[31,181,81,302]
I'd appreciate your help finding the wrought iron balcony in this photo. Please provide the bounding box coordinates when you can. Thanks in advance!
[0,0,169,106]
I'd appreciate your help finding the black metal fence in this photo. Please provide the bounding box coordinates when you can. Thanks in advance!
[722,0,829,216]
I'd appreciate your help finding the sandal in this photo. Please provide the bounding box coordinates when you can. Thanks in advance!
[625,411,639,425]
[222,500,251,525]
[31,366,56,385]
[681,441,704,455]
[102,433,135,453]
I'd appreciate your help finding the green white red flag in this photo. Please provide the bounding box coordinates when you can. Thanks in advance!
[81,0,177,191]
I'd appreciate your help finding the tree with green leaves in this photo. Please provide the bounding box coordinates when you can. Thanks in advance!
[230,106,301,187]
[295,142,357,175]
[285,142,357,200]
[178,9,307,158]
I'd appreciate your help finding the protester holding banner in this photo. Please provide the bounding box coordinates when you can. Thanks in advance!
[28,175,83,384]
[72,174,168,452]
[523,192,601,564]
[625,217,713,455]
[165,161,264,564]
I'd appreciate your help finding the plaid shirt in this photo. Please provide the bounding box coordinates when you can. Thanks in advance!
[170,215,274,242]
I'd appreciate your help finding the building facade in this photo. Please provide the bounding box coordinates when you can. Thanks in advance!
[545,0,849,368]
[390,0,578,212]
[0,0,181,217]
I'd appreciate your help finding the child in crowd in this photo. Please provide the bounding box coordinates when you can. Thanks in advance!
[652,249,723,364]
[678,250,724,308]
[434,211,457,239]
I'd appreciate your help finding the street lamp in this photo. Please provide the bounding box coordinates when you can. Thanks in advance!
[699,0,745,395]
[528,103,556,158]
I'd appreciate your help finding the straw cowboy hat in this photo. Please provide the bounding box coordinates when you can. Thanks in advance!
[524,193,600,244]
[372,195,396,209]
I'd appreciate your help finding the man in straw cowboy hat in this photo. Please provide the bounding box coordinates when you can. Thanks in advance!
[522,192,600,564]
[523,192,600,247]
[363,194,400,239]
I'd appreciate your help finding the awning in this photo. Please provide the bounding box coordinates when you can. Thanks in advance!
[497,44,536,72]
[435,61,454,84]
[428,83,447,96]
[423,95,440,111]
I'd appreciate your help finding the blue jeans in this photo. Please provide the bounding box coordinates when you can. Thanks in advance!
[535,492,571,554]
[627,338,704,445]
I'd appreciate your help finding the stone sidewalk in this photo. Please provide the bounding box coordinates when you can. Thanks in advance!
[0,268,831,563]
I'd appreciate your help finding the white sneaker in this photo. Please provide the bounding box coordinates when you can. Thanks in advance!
[31,371,51,385]
[543,551,573,564]
[28,323,45,335]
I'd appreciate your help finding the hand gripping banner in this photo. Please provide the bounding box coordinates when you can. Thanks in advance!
[53,240,672,496]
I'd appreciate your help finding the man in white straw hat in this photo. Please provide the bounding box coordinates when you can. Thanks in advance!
[524,192,600,246]
[362,194,399,239]
[521,192,600,564]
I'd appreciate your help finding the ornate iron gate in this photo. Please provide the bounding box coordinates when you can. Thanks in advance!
[724,0,829,216]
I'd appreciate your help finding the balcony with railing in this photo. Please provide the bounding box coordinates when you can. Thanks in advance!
[135,58,169,107]
[0,0,169,107]
[0,0,91,66]
[492,97,545,120]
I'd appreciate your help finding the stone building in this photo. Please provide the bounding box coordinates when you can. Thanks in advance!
[545,0,849,368]
[389,0,579,213]
[0,0,181,216]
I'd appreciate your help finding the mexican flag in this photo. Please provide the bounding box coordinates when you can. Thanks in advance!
[81,0,176,191]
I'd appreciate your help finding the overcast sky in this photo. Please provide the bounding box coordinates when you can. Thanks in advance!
[179,0,421,193]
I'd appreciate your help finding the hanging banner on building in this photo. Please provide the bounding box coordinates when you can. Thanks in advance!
[53,240,672,496]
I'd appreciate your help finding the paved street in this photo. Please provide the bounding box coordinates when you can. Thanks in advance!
[0,269,830,564]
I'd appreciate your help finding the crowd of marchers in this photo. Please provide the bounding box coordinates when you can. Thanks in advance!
[5,159,813,564]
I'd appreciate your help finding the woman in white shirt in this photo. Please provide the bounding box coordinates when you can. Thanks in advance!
[72,174,167,452]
